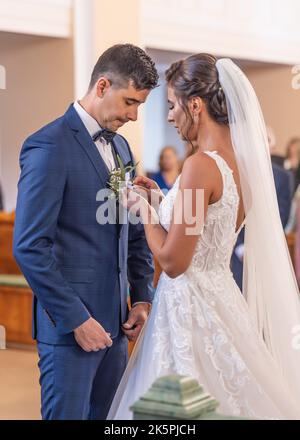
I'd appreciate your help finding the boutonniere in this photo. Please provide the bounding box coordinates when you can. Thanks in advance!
[108,154,138,199]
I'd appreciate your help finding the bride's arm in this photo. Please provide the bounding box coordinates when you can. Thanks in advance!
[137,153,216,278]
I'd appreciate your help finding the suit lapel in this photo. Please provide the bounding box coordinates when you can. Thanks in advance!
[111,139,131,172]
[110,141,126,232]
[65,104,109,188]
[64,104,131,231]
[74,129,110,187]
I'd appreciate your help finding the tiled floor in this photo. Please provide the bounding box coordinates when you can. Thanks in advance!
[0,346,40,420]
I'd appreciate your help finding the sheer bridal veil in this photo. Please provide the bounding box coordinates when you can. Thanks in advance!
[216,59,300,402]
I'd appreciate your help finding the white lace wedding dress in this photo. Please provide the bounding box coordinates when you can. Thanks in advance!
[107,151,300,420]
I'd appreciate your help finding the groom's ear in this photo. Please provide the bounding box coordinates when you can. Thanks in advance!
[96,77,111,97]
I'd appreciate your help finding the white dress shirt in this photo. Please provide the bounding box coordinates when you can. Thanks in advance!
[73,101,116,171]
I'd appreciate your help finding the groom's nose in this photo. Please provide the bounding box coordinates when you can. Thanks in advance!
[127,108,138,122]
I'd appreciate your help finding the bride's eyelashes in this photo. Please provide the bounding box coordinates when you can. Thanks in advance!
[167,99,174,110]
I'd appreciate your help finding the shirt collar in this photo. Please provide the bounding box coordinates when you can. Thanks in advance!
[73,101,102,138]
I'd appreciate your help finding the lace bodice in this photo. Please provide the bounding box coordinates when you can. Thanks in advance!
[158,151,244,274]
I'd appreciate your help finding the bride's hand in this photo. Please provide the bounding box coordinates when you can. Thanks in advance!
[133,176,165,210]
[120,186,149,212]
[133,175,160,191]
[120,187,159,225]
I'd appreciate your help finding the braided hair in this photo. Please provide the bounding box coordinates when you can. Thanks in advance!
[165,54,228,128]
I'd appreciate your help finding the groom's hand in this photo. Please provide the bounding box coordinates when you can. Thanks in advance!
[74,317,113,352]
[122,303,151,342]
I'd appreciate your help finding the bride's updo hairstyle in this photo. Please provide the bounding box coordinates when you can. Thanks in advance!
[165,54,229,133]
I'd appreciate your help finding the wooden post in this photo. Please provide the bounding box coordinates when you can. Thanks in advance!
[0,325,6,349]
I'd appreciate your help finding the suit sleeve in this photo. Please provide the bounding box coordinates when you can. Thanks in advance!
[127,221,155,305]
[13,135,91,335]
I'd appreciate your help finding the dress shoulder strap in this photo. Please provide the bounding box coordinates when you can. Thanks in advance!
[204,150,234,188]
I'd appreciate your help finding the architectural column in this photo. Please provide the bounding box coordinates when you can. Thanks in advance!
[73,0,94,99]
[73,0,144,164]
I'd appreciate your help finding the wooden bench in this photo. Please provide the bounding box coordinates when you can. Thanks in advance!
[0,274,33,345]
[0,211,20,274]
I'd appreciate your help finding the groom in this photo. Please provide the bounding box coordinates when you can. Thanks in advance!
[13,44,158,419]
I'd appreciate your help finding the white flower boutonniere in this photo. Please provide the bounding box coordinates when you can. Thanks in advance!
[108,155,138,199]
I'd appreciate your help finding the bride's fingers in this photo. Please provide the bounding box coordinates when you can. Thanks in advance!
[132,185,149,199]
[133,176,147,184]
[120,187,145,211]
[133,176,153,189]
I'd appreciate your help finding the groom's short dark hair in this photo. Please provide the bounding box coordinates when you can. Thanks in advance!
[89,44,159,91]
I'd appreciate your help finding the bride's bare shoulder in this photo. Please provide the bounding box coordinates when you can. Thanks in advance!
[180,151,220,189]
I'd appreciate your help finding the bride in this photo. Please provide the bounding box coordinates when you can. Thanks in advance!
[107,54,300,419]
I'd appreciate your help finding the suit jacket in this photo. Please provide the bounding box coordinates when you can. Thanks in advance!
[13,104,154,345]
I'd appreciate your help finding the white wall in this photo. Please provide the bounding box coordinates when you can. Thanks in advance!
[141,0,300,65]
[246,64,300,154]
[0,32,74,211]
[0,0,72,37]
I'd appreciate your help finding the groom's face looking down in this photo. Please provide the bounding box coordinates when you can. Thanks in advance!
[93,77,150,132]
[80,44,158,132]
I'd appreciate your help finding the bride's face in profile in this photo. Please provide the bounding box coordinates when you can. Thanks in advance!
[167,86,199,142]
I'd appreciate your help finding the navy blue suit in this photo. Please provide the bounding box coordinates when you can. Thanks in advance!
[13,105,154,419]
[231,163,293,291]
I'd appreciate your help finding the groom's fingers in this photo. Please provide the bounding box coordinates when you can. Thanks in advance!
[122,322,134,330]
[122,316,137,329]
[122,324,142,341]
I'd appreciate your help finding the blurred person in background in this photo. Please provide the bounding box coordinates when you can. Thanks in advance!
[152,146,180,193]
[268,126,285,167]
[284,137,300,233]
[286,140,300,285]
[232,126,292,290]
[284,137,300,193]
